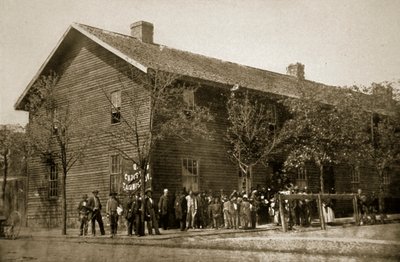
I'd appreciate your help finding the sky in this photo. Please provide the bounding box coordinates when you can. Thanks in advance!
[1,0,399,126]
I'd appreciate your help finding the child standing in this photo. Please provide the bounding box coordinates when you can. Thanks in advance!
[106,192,120,238]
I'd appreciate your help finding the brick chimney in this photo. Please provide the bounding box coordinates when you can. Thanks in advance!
[130,21,153,44]
[286,62,305,80]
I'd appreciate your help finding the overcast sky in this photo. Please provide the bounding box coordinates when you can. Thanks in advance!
[1,0,399,125]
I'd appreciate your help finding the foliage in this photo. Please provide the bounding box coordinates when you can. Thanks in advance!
[226,90,283,194]
[280,83,359,193]
[0,126,27,211]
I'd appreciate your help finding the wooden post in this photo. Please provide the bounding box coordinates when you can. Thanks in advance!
[353,194,359,226]
[279,194,287,232]
[317,194,326,230]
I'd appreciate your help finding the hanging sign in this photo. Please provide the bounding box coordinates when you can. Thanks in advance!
[121,159,151,193]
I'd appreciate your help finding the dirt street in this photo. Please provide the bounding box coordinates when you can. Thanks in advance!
[1,223,399,261]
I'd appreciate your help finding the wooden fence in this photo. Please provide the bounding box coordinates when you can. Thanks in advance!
[278,193,359,232]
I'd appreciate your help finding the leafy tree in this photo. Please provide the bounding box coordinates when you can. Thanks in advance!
[226,90,284,194]
[0,126,27,209]
[26,72,91,235]
[280,83,351,193]
[349,83,400,214]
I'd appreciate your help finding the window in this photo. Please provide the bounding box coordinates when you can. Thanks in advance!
[351,166,360,183]
[52,108,59,135]
[110,155,121,193]
[183,89,195,111]
[295,167,307,189]
[266,103,277,125]
[49,162,58,198]
[383,169,390,185]
[111,91,121,124]
[182,158,199,192]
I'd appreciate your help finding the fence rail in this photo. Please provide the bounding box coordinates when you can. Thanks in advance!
[278,193,360,232]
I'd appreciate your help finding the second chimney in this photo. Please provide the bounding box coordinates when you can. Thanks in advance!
[286,62,305,80]
[130,21,153,44]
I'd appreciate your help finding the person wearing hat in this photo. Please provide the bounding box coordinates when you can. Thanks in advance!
[185,190,198,230]
[77,194,90,236]
[249,190,259,229]
[158,188,170,230]
[87,189,105,236]
[144,188,161,235]
[174,190,187,231]
[228,196,239,229]
[240,194,251,229]
[106,192,121,238]
[124,191,136,236]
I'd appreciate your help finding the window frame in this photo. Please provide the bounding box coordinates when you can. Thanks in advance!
[48,162,58,199]
[266,103,277,126]
[181,157,199,191]
[183,89,195,111]
[383,168,390,185]
[294,166,307,189]
[111,90,121,124]
[351,166,360,184]
[110,154,122,194]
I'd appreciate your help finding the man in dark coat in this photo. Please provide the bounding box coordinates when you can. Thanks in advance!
[135,192,145,236]
[87,189,105,236]
[175,191,187,231]
[144,188,161,235]
[158,188,169,230]
[125,192,136,236]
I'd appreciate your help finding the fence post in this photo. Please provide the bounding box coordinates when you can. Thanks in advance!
[353,194,359,226]
[317,194,326,230]
[279,194,287,232]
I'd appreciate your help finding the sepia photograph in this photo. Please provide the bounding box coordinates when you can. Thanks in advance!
[1,0,399,261]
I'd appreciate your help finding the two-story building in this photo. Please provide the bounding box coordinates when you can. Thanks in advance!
[15,21,398,227]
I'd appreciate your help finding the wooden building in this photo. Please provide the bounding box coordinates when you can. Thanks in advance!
[14,21,399,227]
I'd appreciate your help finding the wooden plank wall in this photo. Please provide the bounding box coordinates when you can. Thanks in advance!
[26,34,149,227]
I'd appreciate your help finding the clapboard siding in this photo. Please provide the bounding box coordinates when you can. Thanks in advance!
[26,34,151,227]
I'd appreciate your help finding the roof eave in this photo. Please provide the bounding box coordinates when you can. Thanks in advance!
[14,25,74,111]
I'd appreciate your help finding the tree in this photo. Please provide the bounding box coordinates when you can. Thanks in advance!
[226,90,284,194]
[280,83,350,193]
[100,67,213,230]
[0,127,12,205]
[0,126,27,210]
[347,83,400,215]
[26,72,91,235]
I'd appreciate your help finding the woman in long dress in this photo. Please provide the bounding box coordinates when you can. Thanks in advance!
[322,198,335,225]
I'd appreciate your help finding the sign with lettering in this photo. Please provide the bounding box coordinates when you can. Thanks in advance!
[121,158,151,193]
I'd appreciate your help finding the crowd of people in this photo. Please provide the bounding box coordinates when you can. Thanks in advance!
[76,186,383,238]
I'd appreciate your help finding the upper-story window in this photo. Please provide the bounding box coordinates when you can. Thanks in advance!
[183,89,195,111]
[383,168,390,185]
[111,91,121,124]
[49,162,58,198]
[266,103,277,125]
[351,166,360,184]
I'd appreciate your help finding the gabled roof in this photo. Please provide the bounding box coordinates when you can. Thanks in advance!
[15,22,338,110]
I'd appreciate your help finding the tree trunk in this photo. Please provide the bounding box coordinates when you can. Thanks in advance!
[246,165,253,195]
[378,168,385,216]
[61,169,67,235]
[319,164,324,194]
[2,150,8,203]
